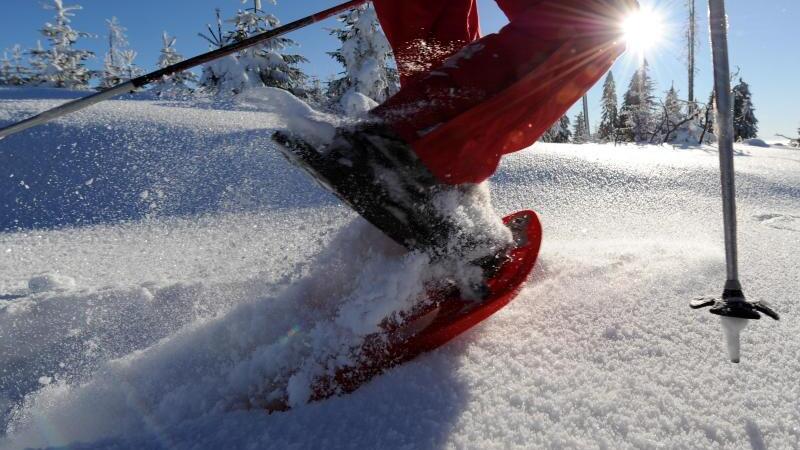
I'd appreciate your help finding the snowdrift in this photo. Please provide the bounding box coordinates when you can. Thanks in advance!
[0,87,342,231]
[1,87,799,449]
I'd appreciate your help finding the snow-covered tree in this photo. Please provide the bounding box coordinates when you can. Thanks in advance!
[0,46,29,86]
[152,32,197,97]
[664,86,683,127]
[652,84,686,143]
[11,45,31,85]
[0,52,10,86]
[572,111,588,144]
[597,72,618,142]
[794,126,800,147]
[327,4,399,115]
[619,60,656,142]
[692,90,716,144]
[303,76,329,107]
[541,115,571,143]
[732,78,758,141]
[101,17,125,88]
[27,41,49,85]
[706,90,716,132]
[118,50,141,80]
[100,17,143,88]
[200,0,308,96]
[29,0,95,89]
[784,126,800,148]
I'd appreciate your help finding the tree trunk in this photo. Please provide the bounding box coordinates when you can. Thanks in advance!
[582,94,591,141]
[687,0,696,112]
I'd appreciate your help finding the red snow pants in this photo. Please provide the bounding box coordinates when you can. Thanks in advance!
[372,0,635,184]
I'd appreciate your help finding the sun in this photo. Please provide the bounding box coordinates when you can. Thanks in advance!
[622,6,666,58]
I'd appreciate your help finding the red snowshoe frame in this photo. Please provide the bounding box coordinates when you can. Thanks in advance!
[308,210,542,404]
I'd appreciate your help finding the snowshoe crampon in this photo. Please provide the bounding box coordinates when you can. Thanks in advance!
[268,210,542,412]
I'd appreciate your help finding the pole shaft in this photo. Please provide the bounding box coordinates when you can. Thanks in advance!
[582,94,590,139]
[0,81,136,139]
[708,0,739,283]
[688,0,695,109]
[0,0,369,140]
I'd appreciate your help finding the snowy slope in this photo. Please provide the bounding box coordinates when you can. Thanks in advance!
[1,88,799,449]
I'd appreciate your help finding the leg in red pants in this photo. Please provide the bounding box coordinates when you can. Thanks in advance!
[373,0,635,184]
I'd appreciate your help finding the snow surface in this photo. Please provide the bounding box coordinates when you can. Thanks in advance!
[27,273,76,294]
[743,138,770,148]
[1,87,799,449]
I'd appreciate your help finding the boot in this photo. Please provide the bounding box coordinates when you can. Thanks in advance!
[273,122,511,275]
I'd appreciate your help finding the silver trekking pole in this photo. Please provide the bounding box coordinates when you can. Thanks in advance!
[690,0,778,362]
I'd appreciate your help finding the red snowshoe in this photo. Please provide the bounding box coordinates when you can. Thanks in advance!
[270,125,542,411]
[262,210,542,412]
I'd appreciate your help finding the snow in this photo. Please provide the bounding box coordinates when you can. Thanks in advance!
[743,138,769,148]
[27,273,76,293]
[339,90,378,117]
[236,87,339,147]
[2,87,800,449]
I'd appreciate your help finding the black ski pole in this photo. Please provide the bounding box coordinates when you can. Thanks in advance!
[0,0,369,140]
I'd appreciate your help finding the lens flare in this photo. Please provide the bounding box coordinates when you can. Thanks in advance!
[623,7,665,58]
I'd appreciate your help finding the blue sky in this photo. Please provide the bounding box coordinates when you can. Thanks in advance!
[1,0,797,138]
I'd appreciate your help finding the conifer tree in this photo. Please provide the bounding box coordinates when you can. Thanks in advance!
[572,111,588,144]
[696,90,716,144]
[328,4,399,115]
[541,115,572,143]
[29,0,95,89]
[616,109,631,142]
[200,0,308,96]
[707,90,716,130]
[619,60,656,142]
[657,84,685,142]
[0,52,10,86]
[303,77,329,107]
[732,78,758,141]
[27,41,49,85]
[597,72,618,142]
[786,125,800,147]
[10,45,30,85]
[1,46,29,86]
[792,126,800,148]
[664,85,683,124]
[100,17,143,88]
[153,32,197,97]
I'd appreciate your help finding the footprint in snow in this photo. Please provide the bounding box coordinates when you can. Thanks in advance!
[753,213,800,232]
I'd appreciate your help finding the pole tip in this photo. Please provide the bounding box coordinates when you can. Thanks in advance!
[720,316,747,364]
